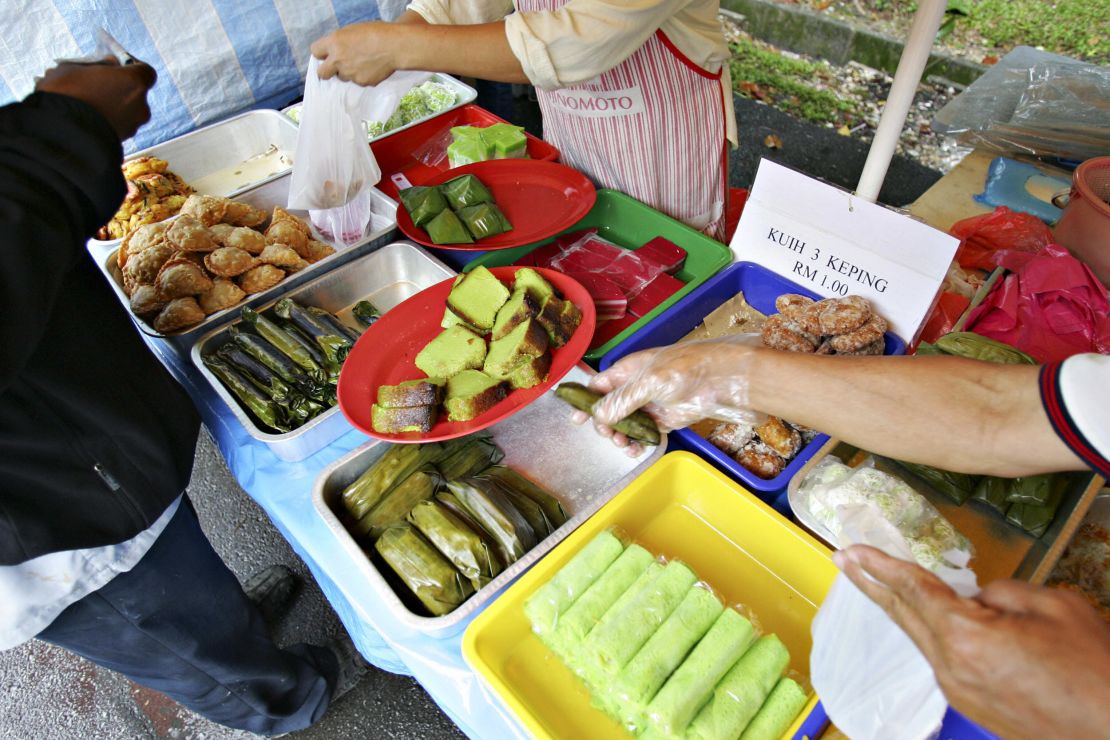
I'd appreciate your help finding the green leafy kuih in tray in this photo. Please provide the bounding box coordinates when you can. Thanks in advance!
[401,174,511,245]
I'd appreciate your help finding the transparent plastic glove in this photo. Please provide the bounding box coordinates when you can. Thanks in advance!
[583,335,767,452]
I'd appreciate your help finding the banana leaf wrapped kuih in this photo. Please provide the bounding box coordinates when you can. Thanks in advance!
[241,307,326,376]
[933,332,1037,365]
[399,185,448,227]
[274,298,353,366]
[457,202,512,241]
[353,468,439,541]
[408,499,503,590]
[477,466,568,529]
[425,208,473,245]
[375,524,474,616]
[445,478,537,565]
[202,355,290,433]
[1005,473,1057,506]
[439,174,493,210]
[215,343,295,404]
[972,476,1011,514]
[341,443,447,520]
[230,325,327,396]
[1005,479,1065,538]
[555,383,661,446]
[351,300,381,329]
[433,436,502,482]
[897,461,979,505]
[308,306,362,343]
[494,482,553,539]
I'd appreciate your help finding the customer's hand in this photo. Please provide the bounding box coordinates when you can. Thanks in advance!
[835,544,1110,740]
[312,22,399,86]
[36,58,156,140]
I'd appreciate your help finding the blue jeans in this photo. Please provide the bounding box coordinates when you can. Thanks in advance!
[37,499,337,735]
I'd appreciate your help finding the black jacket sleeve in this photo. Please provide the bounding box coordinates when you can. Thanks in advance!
[0,92,125,393]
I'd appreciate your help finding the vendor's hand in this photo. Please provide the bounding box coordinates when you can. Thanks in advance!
[835,544,1110,740]
[587,336,765,439]
[36,57,156,139]
[311,22,400,86]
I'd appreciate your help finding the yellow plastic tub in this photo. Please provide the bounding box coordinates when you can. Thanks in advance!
[462,451,837,740]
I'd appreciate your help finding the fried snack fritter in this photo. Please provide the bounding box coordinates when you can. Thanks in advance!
[237,264,285,294]
[198,279,246,315]
[300,239,336,264]
[271,206,310,235]
[223,200,268,228]
[285,257,311,274]
[829,314,887,354]
[156,258,214,299]
[761,314,818,353]
[736,441,787,480]
[265,220,308,253]
[204,247,256,278]
[707,422,755,456]
[179,194,229,227]
[166,214,217,252]
[119,221,171,269]
[122,156,168,180]
[122,242,176,288]
[98,158,193,240]
[153,297,205,333]
[210,224,265,255]
[755,416,803,459]
[257,243,303,269]
[129,284,167,317]
[817,295,872,335]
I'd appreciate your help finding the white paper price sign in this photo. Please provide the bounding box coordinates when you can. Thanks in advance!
[729,160,960,342]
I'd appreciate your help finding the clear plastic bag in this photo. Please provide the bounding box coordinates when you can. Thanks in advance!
[288,58,430,246]
[810,505,978,740]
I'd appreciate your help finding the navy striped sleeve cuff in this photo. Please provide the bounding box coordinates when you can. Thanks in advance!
[1040,362,1110,479]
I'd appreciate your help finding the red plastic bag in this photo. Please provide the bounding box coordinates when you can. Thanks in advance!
[965,243,1110,363]
[950,206,1054,272]
[918,291,972,346]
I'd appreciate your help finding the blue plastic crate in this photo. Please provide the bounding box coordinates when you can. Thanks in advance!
[803,702,998,739]
[599,261,907,497]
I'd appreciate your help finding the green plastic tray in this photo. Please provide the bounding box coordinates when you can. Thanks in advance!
[467,189,732,362]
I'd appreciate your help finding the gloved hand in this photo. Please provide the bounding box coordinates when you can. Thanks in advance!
[36,57,157,140]
[573,335,766,454]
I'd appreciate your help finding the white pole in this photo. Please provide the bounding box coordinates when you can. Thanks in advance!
[855,0,947,203]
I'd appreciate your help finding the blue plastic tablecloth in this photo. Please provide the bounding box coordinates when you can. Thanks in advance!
[144,331,526,740]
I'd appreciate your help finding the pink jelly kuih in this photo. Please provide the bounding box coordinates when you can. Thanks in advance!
[567,271,627,320]
[628,272,685,317]
[551,233,623,273]
[636,236,687,274]
[590,313,640,350]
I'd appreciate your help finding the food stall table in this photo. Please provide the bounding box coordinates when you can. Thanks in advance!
[140,331,530,739]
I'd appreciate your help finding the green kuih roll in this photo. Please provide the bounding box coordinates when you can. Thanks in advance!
[686,634,791,740]
[550,544,655,651]
[614,585,724,733]
[738,677,808,740]
[524,530,624,638]
[645,609,758,737]
[582,560,698,679]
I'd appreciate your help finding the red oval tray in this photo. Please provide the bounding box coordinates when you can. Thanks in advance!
[395,160,596,251]
[338,266,596,442]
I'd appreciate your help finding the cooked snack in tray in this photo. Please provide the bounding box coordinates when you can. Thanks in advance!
[554,382,660,446]
[525,531,808,738]
[371,267,580,435]
[117,196,338,332]
[762,293,887,356]
[399,186,449,227]
[425,208,473,245]
[457,202,512,241]
[97,157,194,241]
[203,299,370,433]
[337,437,567,616]
[399,174,512,245]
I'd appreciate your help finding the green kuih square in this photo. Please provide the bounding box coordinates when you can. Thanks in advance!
[446,265,511,332]
[458,202,513,241]
[447,137,491,168]
[440,174,494,210]
[483,123,527,158]
[399,186,449,227]
[444,370,506,422]
[414,326,486,378]
[425,208,474,245]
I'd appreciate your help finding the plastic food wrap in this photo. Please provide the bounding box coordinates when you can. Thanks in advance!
[457,202,512,240]
[685,634,789,740]
[375,524,474,617]
[408,499,503,590]
[440,174,494,210]
[739,676,808,740]
[798,457,973,572]
[398,186,448,227]
[550,233,667,301]
[523,529,624,637]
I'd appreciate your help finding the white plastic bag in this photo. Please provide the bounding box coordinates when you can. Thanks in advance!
[288,58,430,246]
[810,503,979,740]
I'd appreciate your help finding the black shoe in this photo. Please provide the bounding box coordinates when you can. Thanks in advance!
[327,632,370,702]
[244,564,300,626]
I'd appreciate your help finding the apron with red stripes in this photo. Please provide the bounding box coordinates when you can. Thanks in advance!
[515,0,729,240]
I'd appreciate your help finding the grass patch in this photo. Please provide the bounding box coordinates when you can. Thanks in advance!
[965,0,1108,61]
[728,36,854,125]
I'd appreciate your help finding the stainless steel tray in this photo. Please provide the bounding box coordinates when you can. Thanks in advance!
[787,439,1104,585]
[190,241,453,462]
[281,73,478,143]
[87,110,300,257]
[312,365,668,639]
[100,173,398,340]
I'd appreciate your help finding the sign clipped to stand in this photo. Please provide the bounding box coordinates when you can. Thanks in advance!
[729,160,960,342]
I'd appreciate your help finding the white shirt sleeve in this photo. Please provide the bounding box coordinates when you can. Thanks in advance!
[406,0,514,25]
[1056,353,1110,466]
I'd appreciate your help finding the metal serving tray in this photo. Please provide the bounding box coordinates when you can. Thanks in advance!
[281,73,478,143]
[100,173,398,340]
[88,110,300,257]
[787,439,1104,585]
[312,365,668,639]
[190,241,453,462]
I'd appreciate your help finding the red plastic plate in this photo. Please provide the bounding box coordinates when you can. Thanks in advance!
[338,266,596,443]
[395,160,596,251]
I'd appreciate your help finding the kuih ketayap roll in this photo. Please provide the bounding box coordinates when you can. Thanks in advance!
[524,530,624,637]
[613,584,724,733]
[570,561,663,678]
[738,676,808,740]
[644,608,758,737]
[685,634,791,740]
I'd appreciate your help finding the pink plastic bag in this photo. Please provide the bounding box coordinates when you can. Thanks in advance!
[965,243,1110,363]
[950,206,1054,272]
